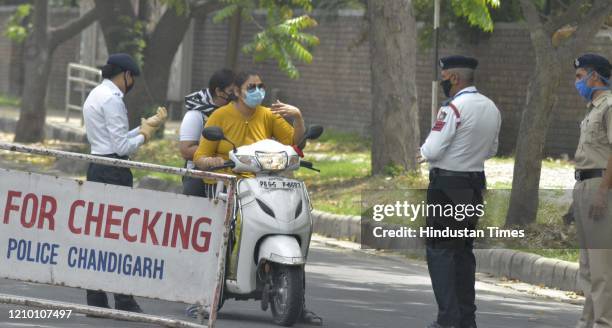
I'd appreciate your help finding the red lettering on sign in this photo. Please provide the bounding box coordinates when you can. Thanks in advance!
[192,217,212,252]
[141,210,160,245]
[39,195,57,230]
[3,190,21,224]
[171,215,192,250]
[20,193,38,228]
[85,202,104,237]
[104,205,123,240]
[68,200,85,234]
[123,208,140,242]
[161,213,172,247]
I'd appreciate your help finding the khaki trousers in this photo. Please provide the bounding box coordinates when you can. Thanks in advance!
[573,177,612,328]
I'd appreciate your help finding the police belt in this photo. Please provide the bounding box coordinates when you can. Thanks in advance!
[575,169,605,181]
[430,168,483,179]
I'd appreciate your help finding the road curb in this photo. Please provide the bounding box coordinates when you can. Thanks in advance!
[72,174,582,294]
[0,116,87,143]
[310,210,581,293]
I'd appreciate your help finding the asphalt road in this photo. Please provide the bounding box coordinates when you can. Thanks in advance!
[0,239,582,328]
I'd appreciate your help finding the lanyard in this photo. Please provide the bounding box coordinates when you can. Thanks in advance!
[452,89,479,101]
[441,90,478,107]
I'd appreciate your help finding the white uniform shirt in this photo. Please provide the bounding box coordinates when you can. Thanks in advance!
[421,86,501,172]
[179,110,204,169]
[83,79,144,156]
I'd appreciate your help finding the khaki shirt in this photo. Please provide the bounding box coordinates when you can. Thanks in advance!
[575,90,612,169]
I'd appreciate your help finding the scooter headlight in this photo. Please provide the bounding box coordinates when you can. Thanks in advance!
[288,155,300,167]
[237,155,260,168]
[256,151,288,171]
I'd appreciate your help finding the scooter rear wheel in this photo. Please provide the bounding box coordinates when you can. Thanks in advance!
[270,265,304,327]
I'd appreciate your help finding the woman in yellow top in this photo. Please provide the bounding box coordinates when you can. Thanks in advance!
[192,71,322,325]
[193,70,305,173]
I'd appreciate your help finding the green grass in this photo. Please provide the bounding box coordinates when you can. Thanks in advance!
[299,129,579,262]
[524,249,579,262]
[0,94,20,107]
[131,139,184,184]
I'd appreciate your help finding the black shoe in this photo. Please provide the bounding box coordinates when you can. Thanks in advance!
[115,298,143,313]
[299,308,322,326]
[86,290,110,309]
[427,322,455,328]
[86,293,110,318]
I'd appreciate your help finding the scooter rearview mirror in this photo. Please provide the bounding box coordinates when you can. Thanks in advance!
[202,126,225,141]
[305,125,324,140]
[202,126,237,153]
[296,125,324,150]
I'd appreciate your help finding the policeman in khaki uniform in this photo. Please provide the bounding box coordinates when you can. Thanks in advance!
[419,55,501,328]
[572,54,612,328]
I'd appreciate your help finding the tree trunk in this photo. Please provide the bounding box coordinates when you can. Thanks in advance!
[225,9,242,71]
[95,1,218,128]
[14,0,50,143]
[505,0,612,226]
[505,52,563,226]
[124,9,194,127]
[368,0,419,174]
[13,0,98,143]
[14,43,53,143]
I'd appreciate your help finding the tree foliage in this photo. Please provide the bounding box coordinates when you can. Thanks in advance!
[4,0,86,44]
[214,0,320,79]
[451,0,500,32]
[5,4,31,43]
[113,16,147,66]
[414,0,502,48]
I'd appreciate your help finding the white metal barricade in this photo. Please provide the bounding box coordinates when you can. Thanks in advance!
[0,142,236,328]
[65,63,102,125]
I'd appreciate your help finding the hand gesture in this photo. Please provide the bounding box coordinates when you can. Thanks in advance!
[271,100,302,120]
[145,106,168,128]
[139,118,158,142]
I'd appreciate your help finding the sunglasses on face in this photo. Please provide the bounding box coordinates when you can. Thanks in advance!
[246,83,265,92]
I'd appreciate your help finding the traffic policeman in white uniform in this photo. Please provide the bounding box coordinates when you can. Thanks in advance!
[82,53,167,312]
[419,55,501,328]
[572,53,612,328]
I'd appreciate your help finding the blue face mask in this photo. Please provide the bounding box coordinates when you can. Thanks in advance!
[244,87,265,108]
[575,71,610,101]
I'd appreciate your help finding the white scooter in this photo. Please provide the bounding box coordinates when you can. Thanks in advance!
[202,125,323,326]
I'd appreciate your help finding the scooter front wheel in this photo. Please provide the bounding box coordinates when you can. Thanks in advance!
[270,265,305,327]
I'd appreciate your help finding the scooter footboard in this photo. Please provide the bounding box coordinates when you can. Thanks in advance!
[258,235,305,265]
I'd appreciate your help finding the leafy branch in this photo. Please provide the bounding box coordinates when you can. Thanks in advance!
[214,0,320,79]
[5,4,32,43]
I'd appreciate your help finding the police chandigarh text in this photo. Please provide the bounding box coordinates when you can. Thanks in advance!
[2,190,214,279]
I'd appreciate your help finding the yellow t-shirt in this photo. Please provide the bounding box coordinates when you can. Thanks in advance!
[193,102,295,181]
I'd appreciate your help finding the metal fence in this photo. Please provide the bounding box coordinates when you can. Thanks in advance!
[0,142,237,328]
[64,63,101,125]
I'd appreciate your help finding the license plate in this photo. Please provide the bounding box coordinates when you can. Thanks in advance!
[259,179,300,189]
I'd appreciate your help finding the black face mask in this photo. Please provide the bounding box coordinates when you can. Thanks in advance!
[124,72,135,95]
[440,79,452,98]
